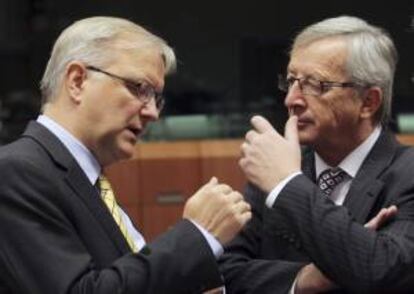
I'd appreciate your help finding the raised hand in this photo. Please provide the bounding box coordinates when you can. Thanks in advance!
[183,177,252,245]
[239,115,301,193]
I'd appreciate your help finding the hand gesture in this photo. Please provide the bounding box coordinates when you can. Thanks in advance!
[239,115,301,192]
[183,177,252,245]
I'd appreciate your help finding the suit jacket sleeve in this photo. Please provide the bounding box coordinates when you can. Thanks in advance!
[0,155,222,293]
[219,184,305,294]
[271,169,414,292]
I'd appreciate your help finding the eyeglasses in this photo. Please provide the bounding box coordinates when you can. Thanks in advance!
[278,74,362,96]
[86,66,165,111]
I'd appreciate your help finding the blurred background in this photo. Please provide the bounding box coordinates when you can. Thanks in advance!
[0,0,412,143]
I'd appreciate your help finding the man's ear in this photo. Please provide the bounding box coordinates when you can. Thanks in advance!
[65,62,88,104]
[360,87,382,120]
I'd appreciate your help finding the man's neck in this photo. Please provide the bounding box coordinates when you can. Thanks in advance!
[43,103,87,147]
[314,124,378,166]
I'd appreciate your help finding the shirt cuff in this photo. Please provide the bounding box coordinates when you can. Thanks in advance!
[289,276,298,294]
[190,220,224,258]
[265,171,302,208]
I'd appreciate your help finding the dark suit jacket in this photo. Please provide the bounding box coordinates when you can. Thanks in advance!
[0,121,222,294]
[220,130,414,293]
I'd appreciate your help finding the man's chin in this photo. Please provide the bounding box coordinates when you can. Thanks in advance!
[116,142,136,161]
[297,131,317,146]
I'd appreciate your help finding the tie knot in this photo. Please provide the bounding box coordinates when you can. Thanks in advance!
[98,175,110,190]
[317,168,346,196]
[98,175,115,202]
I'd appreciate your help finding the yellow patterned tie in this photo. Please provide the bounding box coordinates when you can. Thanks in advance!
[99,175,137,252]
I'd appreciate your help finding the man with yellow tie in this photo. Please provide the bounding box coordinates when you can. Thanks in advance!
[0,17,251,293]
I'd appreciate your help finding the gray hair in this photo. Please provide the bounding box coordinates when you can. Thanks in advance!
[291,16,398,125]
[40,16,176,105]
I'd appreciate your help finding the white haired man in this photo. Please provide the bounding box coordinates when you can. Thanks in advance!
[220,16,414,293]
[0,17,251,293]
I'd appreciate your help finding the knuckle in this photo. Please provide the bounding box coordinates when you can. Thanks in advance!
[239,158,246,169]
[220,184,232,192]
[233,191,243,200]
[230,193,241,203]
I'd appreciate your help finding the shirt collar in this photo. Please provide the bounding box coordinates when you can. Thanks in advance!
[37,115,101,185]
[315,125,382,179]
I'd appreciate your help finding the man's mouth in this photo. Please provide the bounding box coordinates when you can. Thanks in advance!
[297,118,313,127]
[126,126,141,138]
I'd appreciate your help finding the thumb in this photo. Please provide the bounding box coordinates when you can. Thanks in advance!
[208,176,218,185]
[251,115,275,134]
[195,177,218,195]
[285,115,299,144]
[203,177,218,189]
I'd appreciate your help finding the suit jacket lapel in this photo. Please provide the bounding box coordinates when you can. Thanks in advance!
[64,168,131,253]
[343,130,399,223]
[22,121,131,254]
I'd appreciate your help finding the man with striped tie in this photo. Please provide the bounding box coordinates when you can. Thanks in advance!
[220,16,414,293]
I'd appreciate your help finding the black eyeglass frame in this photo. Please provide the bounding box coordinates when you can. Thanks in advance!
[86,65,165,111]
[277,74,366,96]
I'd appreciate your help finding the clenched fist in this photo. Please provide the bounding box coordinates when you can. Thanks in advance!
[183,177,252,245]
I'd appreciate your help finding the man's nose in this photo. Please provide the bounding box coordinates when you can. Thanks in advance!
[140,98,160,121]
[284,81,305,109]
